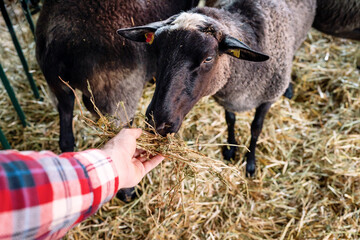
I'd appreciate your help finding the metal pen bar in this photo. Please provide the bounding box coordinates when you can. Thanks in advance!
[19,0,36,38]
[0,0,41,99]
[0,127,11,149]
[0,63,27,127]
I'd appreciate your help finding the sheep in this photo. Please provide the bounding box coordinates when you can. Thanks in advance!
[36,0,199,202]
[35,0,199,153]
[116,0,335,176]
[312,0,360,40]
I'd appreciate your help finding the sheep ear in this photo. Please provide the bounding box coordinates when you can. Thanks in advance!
[117,21,166,44]
[220,36,269,62]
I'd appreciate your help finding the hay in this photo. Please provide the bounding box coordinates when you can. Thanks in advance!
[1,2,359,239]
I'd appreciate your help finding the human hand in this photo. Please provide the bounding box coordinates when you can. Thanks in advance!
[101,128,164,189]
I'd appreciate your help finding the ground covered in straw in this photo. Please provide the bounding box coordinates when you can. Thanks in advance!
[1,2,359,239]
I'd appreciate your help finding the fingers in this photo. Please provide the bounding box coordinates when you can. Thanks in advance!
[133,149,146,158]
[119,128,142,139]
[142,155,165,174]
[133,149,157,162]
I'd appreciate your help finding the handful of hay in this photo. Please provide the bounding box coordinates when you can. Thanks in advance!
[60,78,245,191]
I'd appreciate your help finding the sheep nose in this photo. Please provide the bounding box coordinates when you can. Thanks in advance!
[144,116,168,136]
[157,122,166,132]
[156,122,169,136]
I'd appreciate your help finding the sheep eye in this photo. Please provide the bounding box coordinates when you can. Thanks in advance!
[203,56,213,63]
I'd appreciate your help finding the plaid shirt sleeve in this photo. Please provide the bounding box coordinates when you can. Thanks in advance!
[0,149,120,240]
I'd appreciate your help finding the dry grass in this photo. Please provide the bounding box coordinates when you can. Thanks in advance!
[1,2,359,239]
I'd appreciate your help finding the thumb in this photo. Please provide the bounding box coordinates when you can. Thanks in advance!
[115,128,142,156]
[142,155,165,174]
[119,128,142,139]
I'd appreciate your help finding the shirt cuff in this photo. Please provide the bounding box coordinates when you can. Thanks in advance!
[60,149,120,215]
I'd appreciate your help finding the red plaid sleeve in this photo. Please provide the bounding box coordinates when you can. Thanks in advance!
[0,149,120,240]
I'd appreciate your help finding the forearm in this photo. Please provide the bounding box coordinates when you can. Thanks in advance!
[0,149,119,240]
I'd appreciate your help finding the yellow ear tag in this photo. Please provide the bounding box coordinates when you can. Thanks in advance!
[145,32,154,45]
[229,49,241,58]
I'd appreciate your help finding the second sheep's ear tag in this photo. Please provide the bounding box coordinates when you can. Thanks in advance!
[228,49,241,58]
[145,32,154,44]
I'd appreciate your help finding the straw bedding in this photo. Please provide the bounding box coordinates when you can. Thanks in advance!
[0,2,359,239]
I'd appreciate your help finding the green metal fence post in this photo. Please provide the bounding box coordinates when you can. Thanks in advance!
[0,63,27,127]
[0,0,41,100]
[19,0,36,38]
[0,127,11,149]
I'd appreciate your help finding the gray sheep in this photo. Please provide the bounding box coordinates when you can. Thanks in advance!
[117,0,359,176]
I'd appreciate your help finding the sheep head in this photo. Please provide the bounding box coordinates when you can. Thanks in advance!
[117,11,269,136]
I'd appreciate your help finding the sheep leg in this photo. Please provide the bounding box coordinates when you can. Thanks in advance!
[283,82,293,99]
[116,187,139,203]
[57,90,75,152]
[245,102,272,176]
[222,110,238,161]
[82,94,97,117]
